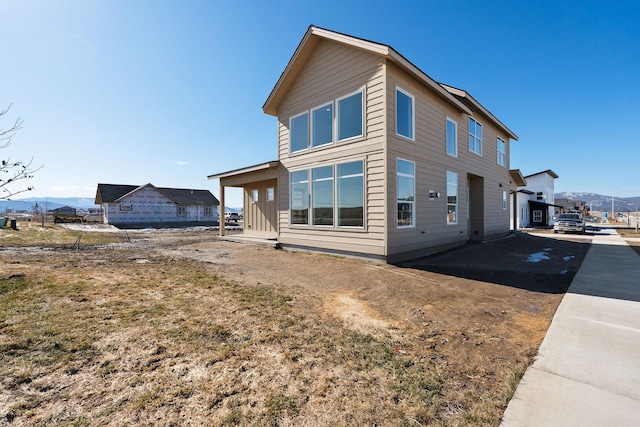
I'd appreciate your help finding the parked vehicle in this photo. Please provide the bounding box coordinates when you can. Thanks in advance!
[553,213,585,234]
[225,212,239,222]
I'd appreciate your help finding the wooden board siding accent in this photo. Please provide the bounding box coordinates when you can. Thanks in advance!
[243,179,277,236]
[275,39,387,257]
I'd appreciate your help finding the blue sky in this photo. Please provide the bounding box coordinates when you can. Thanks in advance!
[2,0,639,207]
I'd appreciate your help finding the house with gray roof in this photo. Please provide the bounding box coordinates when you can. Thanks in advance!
[95,183,219,228]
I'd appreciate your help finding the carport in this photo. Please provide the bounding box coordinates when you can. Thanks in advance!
[207,161,280,238]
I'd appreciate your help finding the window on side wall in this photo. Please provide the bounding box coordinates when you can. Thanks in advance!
[468,117,482,155]
[397,158,415,228]
[503,190,508,210]
[290,112,309,153]
[396,88,414,140]
[447,171,458,224]
[177,206,187,216]
[446,118,457,156]
[251,189,259,203]
[290,170,309,225]
[204,206,213,216]
[267,187,275,202]
[497,137,507,166]
[337,90,363,141]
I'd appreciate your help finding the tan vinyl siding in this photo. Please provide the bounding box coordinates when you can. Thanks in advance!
[385,62,511,257]
[275,39,387,257]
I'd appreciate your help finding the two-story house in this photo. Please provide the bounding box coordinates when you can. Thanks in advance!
[209,26,519,262]
[513,170,560,228]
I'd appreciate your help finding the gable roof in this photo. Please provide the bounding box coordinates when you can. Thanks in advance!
[263,25,471,117]
[263,25,517,140]
[95,183,219,206]
[523,169,559,179]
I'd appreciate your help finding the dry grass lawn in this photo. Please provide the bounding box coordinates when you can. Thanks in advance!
[0,222,590,426]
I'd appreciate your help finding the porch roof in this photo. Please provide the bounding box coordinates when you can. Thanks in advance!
[207,161,280,187]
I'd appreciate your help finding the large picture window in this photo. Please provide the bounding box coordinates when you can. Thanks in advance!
[396,88,414,140]
[446,118,457,156]
[468,117,482,155]
[290,170,309,225]
[290,160,364,228]
[312,166,334,226]
[397,158,415,228]
[497,137,507,166]
[337,161,364,227]
[337,91,363,141]
[447,171,458,224]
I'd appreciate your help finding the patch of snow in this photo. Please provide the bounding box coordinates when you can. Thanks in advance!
[559,269,568,275]
[525,251,551,263]
[543,247,553,251]
[563,256,575,261]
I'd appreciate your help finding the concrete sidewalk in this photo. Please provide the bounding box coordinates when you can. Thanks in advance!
[501,229,640,426]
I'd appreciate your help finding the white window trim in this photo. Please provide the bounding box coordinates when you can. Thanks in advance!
[396,87,415,141]
[469,117,483,156]
[447,171,458,225]
[267,187,275,202]
[251,189,259,203]
[446,116,458,157]
[497,137,507,167]
[397,158,416,229]
[533,210,543,223]
[336,88,365,143]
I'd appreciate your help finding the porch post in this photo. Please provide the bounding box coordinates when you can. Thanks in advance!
[219,183,225,237]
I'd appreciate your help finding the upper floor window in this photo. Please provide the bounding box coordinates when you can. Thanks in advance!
[446,117,457,156]
[289,90,364,153]
[290,112,309,153]
[337,90,363,141]
[497,137,507,166]
[396,88,414,140]
[468,117,482,155]
[397,158,415,228]
[312,103,333,147]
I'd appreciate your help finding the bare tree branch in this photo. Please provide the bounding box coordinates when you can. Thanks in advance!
[1,104,41,200]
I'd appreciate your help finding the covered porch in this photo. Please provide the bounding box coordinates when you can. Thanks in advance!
[208,161,280,239]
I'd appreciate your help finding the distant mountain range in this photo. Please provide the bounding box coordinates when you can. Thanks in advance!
[0,197,98,212]
[555,192,640,212]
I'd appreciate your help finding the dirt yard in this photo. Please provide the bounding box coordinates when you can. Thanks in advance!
[0,223,591,426]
